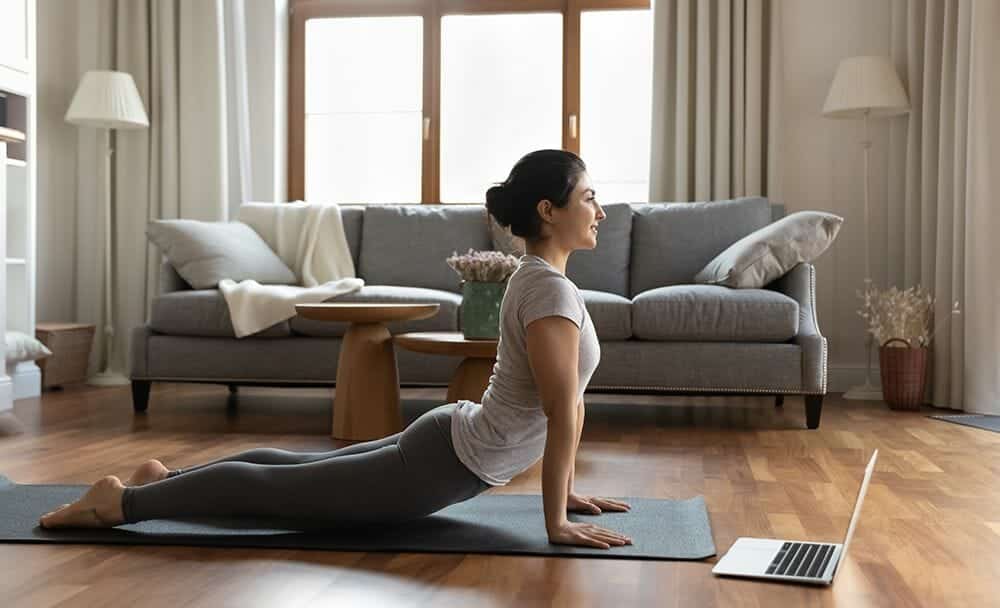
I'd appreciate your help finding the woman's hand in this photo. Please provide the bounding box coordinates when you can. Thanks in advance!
[567,493,631,515]
[548,520,633,549]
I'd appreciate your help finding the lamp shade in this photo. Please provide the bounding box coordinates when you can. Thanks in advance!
[822,56,910,118]
[65,70,149,129]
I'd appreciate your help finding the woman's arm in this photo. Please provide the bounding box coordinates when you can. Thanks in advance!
[526,316,630,549]
[526,316,579,532]
[565,399,632,516]
[567,398,584,494]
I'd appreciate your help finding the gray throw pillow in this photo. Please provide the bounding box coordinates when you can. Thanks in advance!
[147,220,296,289]
[694,211,843,288]
[487,213,526,257]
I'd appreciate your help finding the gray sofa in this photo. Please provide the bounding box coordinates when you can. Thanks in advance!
[130,197,828,428]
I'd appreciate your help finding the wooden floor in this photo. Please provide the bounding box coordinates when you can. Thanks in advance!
[1,383,998,608]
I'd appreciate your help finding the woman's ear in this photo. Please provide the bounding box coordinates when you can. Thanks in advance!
[536,199,553,224]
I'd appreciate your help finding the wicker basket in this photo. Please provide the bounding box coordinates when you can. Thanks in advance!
[878,337,928,411]
[35,323,96,389]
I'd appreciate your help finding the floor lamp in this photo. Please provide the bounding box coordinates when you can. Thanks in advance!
[65,71,149,386]
[822,56,910,401]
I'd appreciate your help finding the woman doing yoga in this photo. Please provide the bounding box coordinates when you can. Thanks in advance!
[40,149,633,550]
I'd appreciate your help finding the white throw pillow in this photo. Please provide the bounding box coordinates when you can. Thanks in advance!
[147,220,297,289]
[695,211,843,288]
[5,331,52,363]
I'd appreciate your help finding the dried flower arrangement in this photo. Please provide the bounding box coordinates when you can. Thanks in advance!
[857,284,961,348]
[446,249,520,283]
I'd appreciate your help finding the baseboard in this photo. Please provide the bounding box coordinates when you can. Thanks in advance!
[7,361,40,400]
[827,365,881,394]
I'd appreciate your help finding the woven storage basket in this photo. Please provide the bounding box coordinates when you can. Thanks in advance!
[35,323,96,389]
[878,337,928,410]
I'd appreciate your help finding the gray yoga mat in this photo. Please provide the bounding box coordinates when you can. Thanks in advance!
[929,414,1000,434]
[0,475,714,560]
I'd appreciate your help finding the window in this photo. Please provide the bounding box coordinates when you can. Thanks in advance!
[580,9,653,203]
[290,0,652,204]
[304,16,423,203]
[440,13,563,203]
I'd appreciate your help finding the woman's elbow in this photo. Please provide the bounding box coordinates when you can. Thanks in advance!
[542,398,578,427]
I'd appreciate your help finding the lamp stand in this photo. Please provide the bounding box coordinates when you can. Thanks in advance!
[88,128,129,386]
[844,111,883,401]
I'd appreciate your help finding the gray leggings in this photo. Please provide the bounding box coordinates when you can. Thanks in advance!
[120,403,489,528]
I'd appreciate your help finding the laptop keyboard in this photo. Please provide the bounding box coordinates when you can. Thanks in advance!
[766,542,835,578]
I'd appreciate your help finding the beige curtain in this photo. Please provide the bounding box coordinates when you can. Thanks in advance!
[113,0,235,375]
[886,0,1000,412]
[74,0,248,375]
[649,0,782,202]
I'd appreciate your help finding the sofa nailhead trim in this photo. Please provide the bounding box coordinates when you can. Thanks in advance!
[809,264,829,394]
[588,384,822,395]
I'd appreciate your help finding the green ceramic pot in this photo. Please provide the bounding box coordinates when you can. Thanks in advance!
[460,280,506,339]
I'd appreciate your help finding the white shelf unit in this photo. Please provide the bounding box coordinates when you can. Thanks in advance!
[1,0,38,406]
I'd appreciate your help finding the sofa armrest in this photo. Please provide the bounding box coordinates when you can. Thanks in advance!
[159,260,191,294]
[771,263,827,394]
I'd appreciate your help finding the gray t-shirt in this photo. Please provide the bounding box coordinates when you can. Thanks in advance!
[451,254,601,486]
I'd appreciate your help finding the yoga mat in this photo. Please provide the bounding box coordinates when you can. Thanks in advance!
[928,414,1000,434]
[0,475,715,560]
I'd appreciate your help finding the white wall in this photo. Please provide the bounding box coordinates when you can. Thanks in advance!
[34,0,894,390]
[778,0,896,389]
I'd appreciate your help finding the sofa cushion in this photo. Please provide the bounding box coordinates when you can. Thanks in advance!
[150,290,291,338]
[695,210,843,288]
[289,286,462,337]
[339,205,364,269]
[359,205,492,293]
[631,285,798,342]
[566,203,633,297]
[488,212,525,256]
[147,220,296,289]
[580,290,632,340]
[629,197,772,296]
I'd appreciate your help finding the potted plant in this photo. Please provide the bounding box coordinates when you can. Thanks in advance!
[447,249,519,339]
[857,285,959,410]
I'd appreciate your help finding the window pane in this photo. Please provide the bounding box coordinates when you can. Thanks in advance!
[580,10,653,203]
[305,17,423,203]
[440,13,562,203]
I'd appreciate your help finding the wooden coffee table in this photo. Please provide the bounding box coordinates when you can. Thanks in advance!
[394,332,499,403]
[295,303,440,441]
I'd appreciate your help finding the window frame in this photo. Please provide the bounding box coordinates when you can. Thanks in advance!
[289,0,650,203]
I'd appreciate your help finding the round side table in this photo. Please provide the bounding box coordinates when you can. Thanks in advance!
[295,302,440,441]
[394,331,499,403]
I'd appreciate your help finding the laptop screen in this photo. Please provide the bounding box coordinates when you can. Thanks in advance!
[833,450,879,581]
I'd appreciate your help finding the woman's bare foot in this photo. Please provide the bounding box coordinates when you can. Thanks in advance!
[125,459,170,486]
[39,476,126,529]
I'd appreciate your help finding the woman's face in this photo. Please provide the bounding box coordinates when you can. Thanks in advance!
[548,173,606,250]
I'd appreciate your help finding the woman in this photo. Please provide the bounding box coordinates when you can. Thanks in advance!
[40,149,633,550]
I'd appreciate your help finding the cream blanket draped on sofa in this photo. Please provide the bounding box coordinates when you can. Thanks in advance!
[219,202,363,338]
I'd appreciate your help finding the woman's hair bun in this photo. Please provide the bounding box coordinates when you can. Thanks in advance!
[484,150,587,240]
[485,183,513,227]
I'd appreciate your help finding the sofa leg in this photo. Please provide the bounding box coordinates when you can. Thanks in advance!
[132,380,151,413]
[775,395,785,408]
[804,395,823,429]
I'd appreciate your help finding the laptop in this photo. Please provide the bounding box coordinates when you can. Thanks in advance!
[712,450,878,585]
